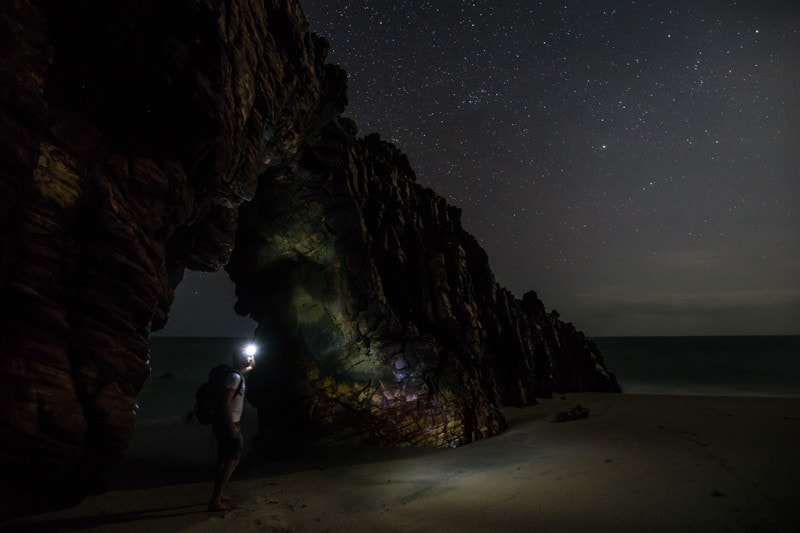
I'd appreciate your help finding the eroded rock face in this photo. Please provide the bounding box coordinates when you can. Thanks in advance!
[228,124,620,449]
[0,0,336,516]
[0,0,618,518]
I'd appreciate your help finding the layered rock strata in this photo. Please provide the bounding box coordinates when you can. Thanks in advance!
[0,0,618,518]
[229,127,619,451]
[0,0,336,516]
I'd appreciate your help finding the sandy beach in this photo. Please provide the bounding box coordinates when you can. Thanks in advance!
[4,392,799,532]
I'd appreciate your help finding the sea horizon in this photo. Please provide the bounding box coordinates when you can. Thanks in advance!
[148,335,800,400]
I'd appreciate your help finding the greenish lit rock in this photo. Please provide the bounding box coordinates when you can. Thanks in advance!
[0,0,618,519]
[229,126,620,450]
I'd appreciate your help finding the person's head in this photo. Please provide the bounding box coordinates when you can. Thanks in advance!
[233,349,255,372]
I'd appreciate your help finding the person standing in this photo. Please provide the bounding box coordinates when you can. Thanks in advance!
[209,347,255,512]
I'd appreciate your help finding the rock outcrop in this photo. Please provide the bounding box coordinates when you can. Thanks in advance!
[0,0,617,518]
[228,126,619,451]
[0,0,335,516]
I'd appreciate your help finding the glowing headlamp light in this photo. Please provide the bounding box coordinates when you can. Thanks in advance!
[243,343,258,357]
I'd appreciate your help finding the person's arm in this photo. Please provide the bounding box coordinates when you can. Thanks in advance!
[221,386,239,435]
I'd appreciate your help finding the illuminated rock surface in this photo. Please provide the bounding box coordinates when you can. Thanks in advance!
[229,131,620,454]
[0,0,617,518]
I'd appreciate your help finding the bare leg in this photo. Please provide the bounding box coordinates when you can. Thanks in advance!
[209,458,239,511]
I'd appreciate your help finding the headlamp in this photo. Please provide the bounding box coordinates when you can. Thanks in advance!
[243,343,258,357]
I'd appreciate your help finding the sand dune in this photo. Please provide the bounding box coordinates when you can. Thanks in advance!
[4,392,799,532]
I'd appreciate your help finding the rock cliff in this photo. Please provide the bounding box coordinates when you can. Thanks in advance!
[228,128,619,451]
[0,0,617,518]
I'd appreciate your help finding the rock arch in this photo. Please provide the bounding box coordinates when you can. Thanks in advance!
[0,0,618,518]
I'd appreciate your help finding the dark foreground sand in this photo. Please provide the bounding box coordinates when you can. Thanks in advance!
[4,393,800,532]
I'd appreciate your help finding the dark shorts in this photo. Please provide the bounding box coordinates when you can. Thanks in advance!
[213,422,244,462]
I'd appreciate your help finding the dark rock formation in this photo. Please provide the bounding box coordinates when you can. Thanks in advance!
[0,0,334,516]
[228,123,619,451]
[0,0,617,518]
[554,405,591,423]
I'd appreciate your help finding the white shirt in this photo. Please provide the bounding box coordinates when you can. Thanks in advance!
[224,371,245,423]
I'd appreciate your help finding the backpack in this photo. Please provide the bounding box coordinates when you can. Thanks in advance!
[193,364,243,425]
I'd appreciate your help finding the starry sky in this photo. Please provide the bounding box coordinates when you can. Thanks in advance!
[158,0,799,337]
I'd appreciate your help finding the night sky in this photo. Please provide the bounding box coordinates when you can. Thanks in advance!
[158,1,799,338]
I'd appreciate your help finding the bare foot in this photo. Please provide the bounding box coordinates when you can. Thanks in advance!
[208,501,228,512]
[221,494,233,502]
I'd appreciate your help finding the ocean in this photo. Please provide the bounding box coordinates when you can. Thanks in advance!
[593,336,800,398]
[148,335,800,400]
[118,337,261,489]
